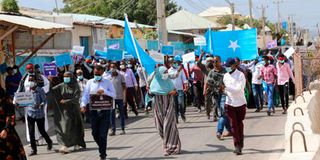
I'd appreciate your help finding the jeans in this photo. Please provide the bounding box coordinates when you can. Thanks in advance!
[174,90,185,120]
[252,84,264,110]
[90,110,111,158]
[278,82,289,110]
[27,116,52,152]
[225,104,246,148]
[111,99,125,132]
[266,84,275,112]
[216,95,231,134]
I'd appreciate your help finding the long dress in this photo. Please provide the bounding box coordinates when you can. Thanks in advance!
[50,80,86,148]
[0,99,27,160]
[154,94,181,155]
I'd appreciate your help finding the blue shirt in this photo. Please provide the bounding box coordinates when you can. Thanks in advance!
[27,87,46,119]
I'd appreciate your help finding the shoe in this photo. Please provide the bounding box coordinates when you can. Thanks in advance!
[207,115,210,120]
[223,131,232,137]
[197,109,202,113]
[216,132,222,140]
[182,116,186,123]
[29,151,37,156]
[100,155,106,160]
[272,110,275,114]
[213,117,218,122]
[254,109,260,112]
[47,142,53,150]
[74,145,80,151]
[134,111,139,116]
[267,111,271,116]
[119,130,126,135]
[109,131,116,136]
[59,146,70,154]
[163,152,169,156]
[282,110,287,114]
[233,147,242,155]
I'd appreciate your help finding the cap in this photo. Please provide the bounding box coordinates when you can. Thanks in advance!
[174,55,182,62]
[278,57,285,61]
[225,58,236,67]
[26,63,34,69]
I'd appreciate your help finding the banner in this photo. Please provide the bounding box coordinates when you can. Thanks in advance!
[43,63,57,77]
[194,36,207,46]
[267,40,277,49]
[108,43,120,49]
[95,50,124,61]
[161,45,174,55]
[149,51,164,63]
[54,53,73,67]
[284,47,295,58]
[90,94,114,110]
[14,92,35,107]
[71,46,85,55]
[182,52,195,64]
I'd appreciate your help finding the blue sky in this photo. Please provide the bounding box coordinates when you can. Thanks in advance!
[18,0,320,37]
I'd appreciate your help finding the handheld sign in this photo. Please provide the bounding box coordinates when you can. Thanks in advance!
[14,92,35,107]
[161,45,174,55]
[43,63,57,77]
[90,94,114,110]
[149,50,164,63]
[54,53,72,67]
[284,47,295,58]
[194,36,207,46]
[71,46,85,55]
[182,52,195,64]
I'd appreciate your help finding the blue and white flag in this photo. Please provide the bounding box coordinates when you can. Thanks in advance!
[204,28,258,61]
[124,14,156,75]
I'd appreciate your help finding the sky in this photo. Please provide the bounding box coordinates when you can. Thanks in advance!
[18,0,320,37]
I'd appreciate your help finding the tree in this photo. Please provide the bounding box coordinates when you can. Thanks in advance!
[62,0,180,25]
[1,0,19,13]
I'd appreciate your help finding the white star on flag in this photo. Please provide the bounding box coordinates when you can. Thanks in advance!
[228,40,240,52]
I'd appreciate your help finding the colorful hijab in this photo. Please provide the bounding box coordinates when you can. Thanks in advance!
[150,66,175,95]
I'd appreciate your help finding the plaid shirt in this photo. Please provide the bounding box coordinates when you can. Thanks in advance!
[260,64,277,84]
[27,87,46,119]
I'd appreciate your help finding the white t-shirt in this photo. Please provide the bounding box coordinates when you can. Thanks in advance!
[223,69,247,107]
[168,67,187,91]
[250,63,263,85]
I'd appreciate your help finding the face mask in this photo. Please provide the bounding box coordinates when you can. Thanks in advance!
[127,64,132,68]
[225,67,233,73]
[64,77,71,83]
[173,63,179,69]
[261,61,266,66]
[201,60,207,65]
[94,75,102,81]
[77,75,83,81]
[162,73,169,80]
[29,82,36,88]
[13,69,17,74]
[120,65,126,69]
[110,68,117,73]
[279,60,285,64]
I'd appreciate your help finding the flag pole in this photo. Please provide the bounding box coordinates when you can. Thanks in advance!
[124,13,148,81]
[208,25,213,55]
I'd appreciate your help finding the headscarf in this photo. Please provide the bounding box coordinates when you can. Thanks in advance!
[150,66,175,95]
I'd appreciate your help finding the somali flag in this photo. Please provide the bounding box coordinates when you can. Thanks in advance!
[124,14,156,75]
[204,28,258,62]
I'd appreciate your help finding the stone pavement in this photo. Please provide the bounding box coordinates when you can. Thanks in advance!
[20,107,286,160]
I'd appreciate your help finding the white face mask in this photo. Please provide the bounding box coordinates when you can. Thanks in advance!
[28,82,36,88]
[162,73,169,80]
[13,69,17,74]
[120,65,126,69]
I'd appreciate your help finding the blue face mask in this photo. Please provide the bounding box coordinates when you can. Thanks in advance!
[261,61,266,66]
[94,75,102,81]
[173,63,179,68]
[64,77,71,83]
[225,67,233,73]
[77,75,83,81]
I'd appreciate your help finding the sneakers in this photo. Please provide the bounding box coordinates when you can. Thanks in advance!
[109,131,116,136]
[119,130,126,135]
[216,132,222,140]
[254,109,260,112]
[59,146,70,154]
[29,151,37,156]
[181,116,186,123]
[267,111,271,116]
[233,146,242,155]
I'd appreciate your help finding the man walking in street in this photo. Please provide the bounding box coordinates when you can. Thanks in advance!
[260,56,277,116]
[223,58,247,155]
[250,59,264,112]
[81,65,116,160]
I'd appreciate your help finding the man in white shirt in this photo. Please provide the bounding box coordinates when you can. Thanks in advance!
[81,65,116,160]
[250,59,264,112]
[222,58,247,155]
[76,69,90,123]
[169,55,188,123]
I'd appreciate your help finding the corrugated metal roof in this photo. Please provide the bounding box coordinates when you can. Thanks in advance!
[198,7,241,17]
[0,14,72,30]
[168,30,197,37]
[166,10,221,31]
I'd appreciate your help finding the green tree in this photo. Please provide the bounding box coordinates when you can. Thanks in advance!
[62,0,180,25]
[1,0,19,13]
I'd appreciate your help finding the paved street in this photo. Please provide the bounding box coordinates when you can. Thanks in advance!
[17,107,286,160]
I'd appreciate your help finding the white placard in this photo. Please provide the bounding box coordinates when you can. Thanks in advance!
[149,51,164,63]
[14,92,35,107]
[71,46,85,55]
[284,47,295,58]
[194,36,207,46]
[182,52,195,63]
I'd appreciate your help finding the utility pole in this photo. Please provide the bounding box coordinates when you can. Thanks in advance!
[225,0,235,30]
[288,15,294,46]
[249,0,253,27]
[156,0,168,49]
[257,4,268,49]
[273,0,283,33]
[55,0,60,15]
